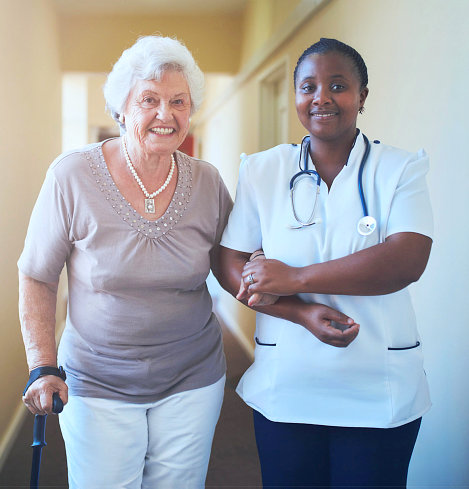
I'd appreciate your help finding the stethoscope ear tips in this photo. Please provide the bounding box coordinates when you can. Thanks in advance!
[357,216,377,236]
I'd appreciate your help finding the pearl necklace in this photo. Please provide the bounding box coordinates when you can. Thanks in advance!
[121,137,176,214]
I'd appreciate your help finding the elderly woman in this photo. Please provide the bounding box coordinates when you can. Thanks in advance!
[19,36,232,489]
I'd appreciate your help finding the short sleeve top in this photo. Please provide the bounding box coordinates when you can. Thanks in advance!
[220,133,433,428]
[18,141,233,402]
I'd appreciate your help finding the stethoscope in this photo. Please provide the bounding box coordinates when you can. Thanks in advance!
[289,133,377,236]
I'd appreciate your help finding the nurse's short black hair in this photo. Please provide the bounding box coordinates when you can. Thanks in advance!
[293,38,368,90]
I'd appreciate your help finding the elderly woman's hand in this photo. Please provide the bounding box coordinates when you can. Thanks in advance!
[23,376,68,415]
[241,258,299,297]
[236,251,279,306]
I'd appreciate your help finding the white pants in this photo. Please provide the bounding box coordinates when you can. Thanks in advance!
[59,376,225,489]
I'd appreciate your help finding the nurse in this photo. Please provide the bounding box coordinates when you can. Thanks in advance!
[219,38,433,488]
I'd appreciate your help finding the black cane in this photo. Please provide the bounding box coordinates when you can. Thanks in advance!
[30,392,64,489]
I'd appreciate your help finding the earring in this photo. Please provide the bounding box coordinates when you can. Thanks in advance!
[359,106,365,114]
[118,113,125,124]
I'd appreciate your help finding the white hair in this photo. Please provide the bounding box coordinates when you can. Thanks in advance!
[103,36,204,125]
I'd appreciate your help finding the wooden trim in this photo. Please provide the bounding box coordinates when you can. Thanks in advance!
[0,402,28,472]
[0,320,66,471]
[214,305,255,361]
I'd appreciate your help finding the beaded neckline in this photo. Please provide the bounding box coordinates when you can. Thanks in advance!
[87,142,192,240]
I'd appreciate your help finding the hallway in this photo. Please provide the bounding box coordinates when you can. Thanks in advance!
[2,1,469,487]
[0,322,261,488]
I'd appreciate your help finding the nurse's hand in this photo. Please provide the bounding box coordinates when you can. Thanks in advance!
[299,303,360,348]
[241,259,298,296]
[237,251,279,306]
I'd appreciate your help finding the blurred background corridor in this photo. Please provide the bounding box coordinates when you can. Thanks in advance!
[1,0,468,487]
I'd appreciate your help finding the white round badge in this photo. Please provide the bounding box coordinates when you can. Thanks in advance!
[357,216,377,236]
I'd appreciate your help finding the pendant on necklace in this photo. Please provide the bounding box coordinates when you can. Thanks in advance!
[145,198,156,213]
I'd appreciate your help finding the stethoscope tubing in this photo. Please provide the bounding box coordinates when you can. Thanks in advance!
[289,135,322,227]
[290,132,373,232]
[357,134,370,218]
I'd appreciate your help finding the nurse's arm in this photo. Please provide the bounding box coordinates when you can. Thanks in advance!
[242,232,432,297]
[218,246,360,348]
[19,272,68,414]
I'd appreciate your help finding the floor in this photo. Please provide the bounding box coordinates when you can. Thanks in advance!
[0,322,262,488]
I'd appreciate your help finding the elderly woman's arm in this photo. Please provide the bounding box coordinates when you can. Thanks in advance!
[19,272,68,414]
[240,232,432,298]
[217,247,359,348]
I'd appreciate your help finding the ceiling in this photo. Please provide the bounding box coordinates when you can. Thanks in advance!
[52,0,248,15]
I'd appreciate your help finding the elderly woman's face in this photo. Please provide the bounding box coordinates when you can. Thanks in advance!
[122,70,191,157]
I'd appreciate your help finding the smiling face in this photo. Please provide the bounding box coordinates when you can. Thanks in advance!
[122,70,191,159]
[295,52,368,144]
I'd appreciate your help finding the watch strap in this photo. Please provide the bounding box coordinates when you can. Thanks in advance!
[23,366,66,396]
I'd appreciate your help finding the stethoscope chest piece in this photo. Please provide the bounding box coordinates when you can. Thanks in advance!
[357,215,377,236]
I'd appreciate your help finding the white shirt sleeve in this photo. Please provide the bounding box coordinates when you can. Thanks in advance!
[18,167,72,283]
[386,149,433,239]
[220,155,263,253]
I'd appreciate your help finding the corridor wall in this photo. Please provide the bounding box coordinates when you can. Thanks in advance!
[0,0,62,467]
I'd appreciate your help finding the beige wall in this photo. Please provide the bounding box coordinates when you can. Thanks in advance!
[195,0,469,485]
[87,74,114,130]
[58,13,243,73]
[240,0,303,68]
[0,0,62,464]
[271,0,302,33]
[240,0,273,67]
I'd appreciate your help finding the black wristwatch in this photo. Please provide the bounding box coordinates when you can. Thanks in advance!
[23,366,66,396]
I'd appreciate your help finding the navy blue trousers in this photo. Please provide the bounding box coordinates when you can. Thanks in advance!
[253,410,421,488]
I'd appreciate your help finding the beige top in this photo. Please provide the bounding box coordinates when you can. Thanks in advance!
[18,141,232,402]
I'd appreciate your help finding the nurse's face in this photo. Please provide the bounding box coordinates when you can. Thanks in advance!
[295,52,368,144]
